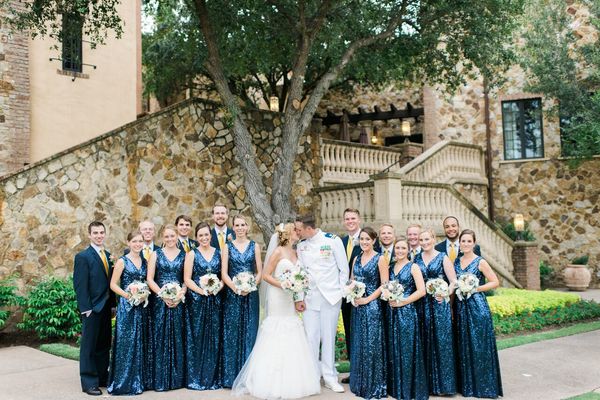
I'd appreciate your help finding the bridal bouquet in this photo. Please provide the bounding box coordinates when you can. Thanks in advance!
[380,280,405,302]
[425,278,450,303]
[455,273,479,301]
[158,282,185,303]
[199,273,222,295]
[125,281,151,307]
[343,280,366,306]
[278,267,310,301]
[233,272,258,295]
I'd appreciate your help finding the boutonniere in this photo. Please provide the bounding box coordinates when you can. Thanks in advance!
[227,234,233,242]
[389,257,397,266]
[190,242,197,249]
[109,255,117,264]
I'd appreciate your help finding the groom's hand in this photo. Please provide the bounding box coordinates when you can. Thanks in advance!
[295,300,306,312]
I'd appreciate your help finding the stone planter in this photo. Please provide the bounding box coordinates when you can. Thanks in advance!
[563,264,592,291]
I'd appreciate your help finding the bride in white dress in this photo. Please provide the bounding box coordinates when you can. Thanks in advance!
[232,223,321,399]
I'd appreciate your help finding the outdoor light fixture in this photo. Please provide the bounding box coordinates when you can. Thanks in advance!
[514,213,525,241]
[371,135,378,145]
[401,120,411,136]
[269,96,279,112]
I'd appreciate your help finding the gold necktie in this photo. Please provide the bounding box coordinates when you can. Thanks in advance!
[182,239,190,252]
[218,232,225,250]
[449,243,457,263]
[346,237,353,261]
[99,248,109,276]
[143,246,151,260]
[411,249,417,260]
[383,249,390,263]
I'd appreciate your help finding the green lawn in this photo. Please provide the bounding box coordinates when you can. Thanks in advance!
[38,343,79,361]
[496,320,600,350]
[563,392,600,400]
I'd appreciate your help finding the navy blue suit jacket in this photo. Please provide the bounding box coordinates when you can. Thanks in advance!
[341,235,362,273]
[374,240,395,262]
[210,227,236,249]
[435,239,481,257]
[73,246,115,314]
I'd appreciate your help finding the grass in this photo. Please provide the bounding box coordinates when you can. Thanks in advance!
[563,392,600,400]
[38,343,79,361]
[496,320,600,350]
[335,360,350,373]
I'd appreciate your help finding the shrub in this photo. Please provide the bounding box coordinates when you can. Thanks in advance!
[497,218,536,242]
[487,288,580,318]
[571,255,589,265]
[0,276,22,329]
[539,261,554,289]
[18,276,81,340]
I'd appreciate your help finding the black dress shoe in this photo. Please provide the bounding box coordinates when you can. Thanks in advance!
[83,387,102,396]
[341,376,350,384]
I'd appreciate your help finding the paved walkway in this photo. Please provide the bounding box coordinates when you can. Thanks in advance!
[1,328,599,400]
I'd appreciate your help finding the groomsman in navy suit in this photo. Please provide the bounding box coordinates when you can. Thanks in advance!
[434,216,481,263]
[375,224,396,263]
[73,221,115,396]
[124,220,160,259]
[406,223,422,261]
[340,208,361,383]
[175,215,198,252]
[210,204,235,251]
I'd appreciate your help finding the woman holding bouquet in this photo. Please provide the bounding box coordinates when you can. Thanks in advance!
[183,222,224,390]
[147,224,187,391]
[221,215,262,388]
[416,228,457,396]
[349,227,388,399]
[454,229,502,398]
[107,231,153,395]
[385,238,428,400]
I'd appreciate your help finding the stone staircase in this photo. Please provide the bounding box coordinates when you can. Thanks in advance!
[315,139,519,287]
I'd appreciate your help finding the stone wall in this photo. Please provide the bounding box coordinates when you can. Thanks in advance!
[0,2,31,176]
[0,99,321,289]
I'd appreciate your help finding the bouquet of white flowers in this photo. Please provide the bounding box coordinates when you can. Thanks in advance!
[380,280,405,302]
[455,273,479,301]
[343,280,366,306]
[125,281,151,307]
[425,278,450,303]
[278,267,310,301]
[199,273,222,295]
[158,282,185,303]
[233,272,258,294]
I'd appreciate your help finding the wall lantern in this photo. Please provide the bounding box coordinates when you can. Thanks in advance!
[401,120,411,136]
[514,213,525,241]
[269,96,279,112]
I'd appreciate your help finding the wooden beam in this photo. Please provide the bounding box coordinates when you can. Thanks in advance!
[319,103,424,126]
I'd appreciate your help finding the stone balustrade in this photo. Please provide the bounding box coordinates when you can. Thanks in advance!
[321,139,404,184]
[398,140,487,185]
[315,174,518,287]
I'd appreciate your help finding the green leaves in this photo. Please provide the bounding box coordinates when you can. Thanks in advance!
[17,276,81,340]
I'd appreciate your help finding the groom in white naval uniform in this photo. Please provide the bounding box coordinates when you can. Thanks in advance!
[294,214,349,393]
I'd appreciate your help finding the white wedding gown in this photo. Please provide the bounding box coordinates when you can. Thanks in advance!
[232,258,321,399]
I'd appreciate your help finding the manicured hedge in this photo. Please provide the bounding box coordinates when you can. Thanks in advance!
[488,288,580,317]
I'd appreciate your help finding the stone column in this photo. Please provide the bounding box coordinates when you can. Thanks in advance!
[373,172,404,227]
[511,241,540,290]
[422,85,440,150]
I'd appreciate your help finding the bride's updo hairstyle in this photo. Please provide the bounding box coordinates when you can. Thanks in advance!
[276,223,295,247]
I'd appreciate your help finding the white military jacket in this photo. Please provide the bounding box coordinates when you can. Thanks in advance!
[297,229,349,306]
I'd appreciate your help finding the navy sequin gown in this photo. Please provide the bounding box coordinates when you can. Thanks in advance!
[385,261,428,400]
[416,252,457,395]
[350,253,387,399]
[152,248,186,391]
[186,247,223,390]
[222,241,259,388]
[108,256,153,395]
[454,256,503,398]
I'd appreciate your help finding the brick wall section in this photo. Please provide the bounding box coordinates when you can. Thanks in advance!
[512,242,540,290]
[0,2,31,176]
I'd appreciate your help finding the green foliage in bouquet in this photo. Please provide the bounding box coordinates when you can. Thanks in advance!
[18,276,81,339]
[0,276,22,329]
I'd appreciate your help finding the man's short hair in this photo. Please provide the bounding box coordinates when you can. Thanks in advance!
[88,221,105,234]
[406,223,422,230]
[343,208,360,217]
[442,216,459,226]
[212,204,229,214]
[379,223,394,231]
[175,215,192,225]
[296,214,317,229]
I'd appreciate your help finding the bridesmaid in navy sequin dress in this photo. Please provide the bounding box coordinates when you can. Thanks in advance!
[108,231,153,395]
[147,225,187,391]
[454,229,503,398]
[221,215,262,388]
[184,222,224,390]
[416,228,457,396]
[349,227,387,399]
[385,239,428,400]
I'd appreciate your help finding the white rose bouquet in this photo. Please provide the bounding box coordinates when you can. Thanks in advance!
[158,282,185,303]
[278,267,310,301]
[233,272,258,295]
[199,273,222,295]
[455,273,479,301]
[343,280,366,306]
[380,280,405,302]
[125,281,151,307]
[425,278,450,303]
